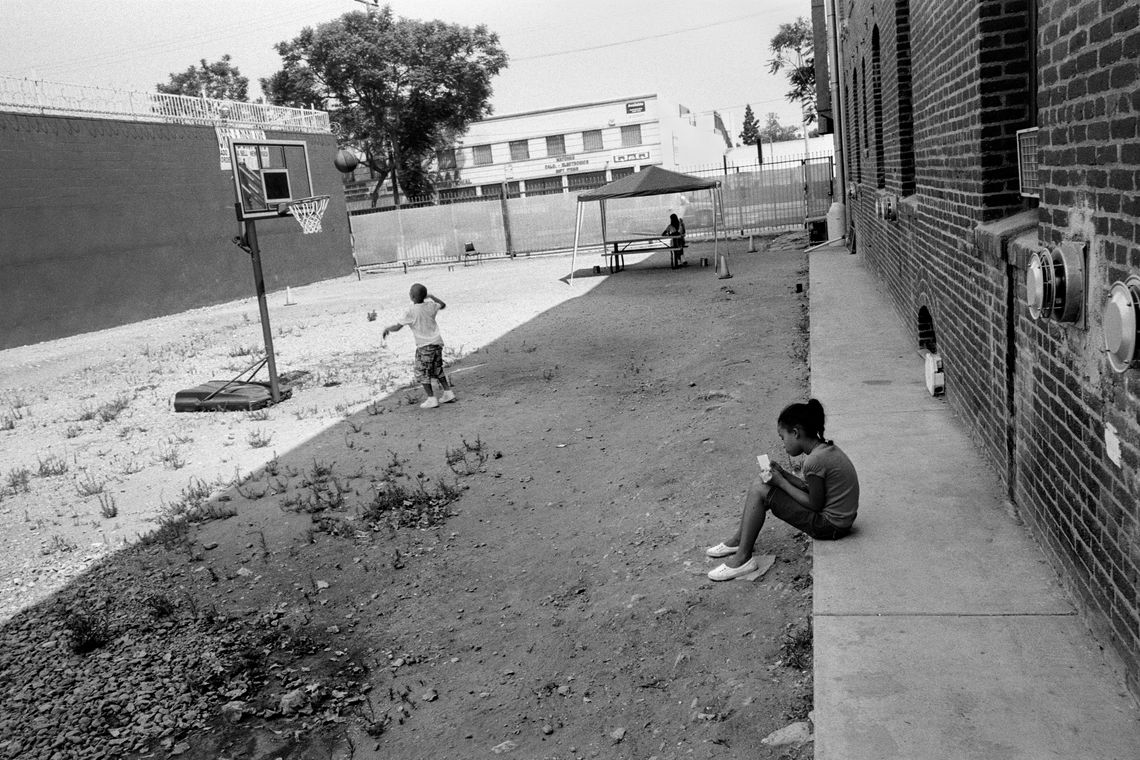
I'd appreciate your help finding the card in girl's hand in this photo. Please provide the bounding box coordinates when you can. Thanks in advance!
[757,454,772,482]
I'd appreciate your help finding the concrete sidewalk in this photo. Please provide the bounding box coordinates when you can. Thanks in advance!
[808,247,1140,759]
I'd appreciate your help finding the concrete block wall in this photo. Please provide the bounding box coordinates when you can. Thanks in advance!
[835,0,1140,697]
[0,113,353,350]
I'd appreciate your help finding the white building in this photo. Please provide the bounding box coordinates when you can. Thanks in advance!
[347,93,730,208]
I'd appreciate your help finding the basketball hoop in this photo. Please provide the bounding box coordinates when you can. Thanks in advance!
[284,195,330,234]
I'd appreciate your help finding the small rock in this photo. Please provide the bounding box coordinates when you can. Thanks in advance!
[201,542,218,550]
[326,625,340,634]
[491,740,518,754]
[235,567,253,577]
[279,689,308,715]
[760,721,813,747]
[556,685,571,696]
[422,689,438,702]
[541,724,553,735]
[220,701,246,723]
[316,580,330,590]
[392,658,405,668]
[610,727,626,743]
[170,741,190,755]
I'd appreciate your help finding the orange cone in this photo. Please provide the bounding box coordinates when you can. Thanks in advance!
[717,253,732,279]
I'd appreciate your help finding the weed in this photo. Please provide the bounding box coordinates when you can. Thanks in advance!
[158,444,186,470]
[247,429,274,449]
[120,458,144,475]
[362,453,461,530]
[521,341,538,354]
[780,618,813,671]
[64,425,82,439]
[247,408,271,422]
[97,394,132,423]
[75,473,106,496]
[0,414,15,431]
[542,367,557,382]
[347,420,364,433]
[43,534,78,555]
[228,343,262,358]
[366,310,378,322]
[170,432,193,445]
[63,608,114,654]
[98,493,118,519]
[445,435,490,476]
[36,454,69,477]
[366,401,386,416]
[142,478,235,547]
[283,460,349,513]
[7,467,31,493]
[292,405,320,420]
[142,593,177,618]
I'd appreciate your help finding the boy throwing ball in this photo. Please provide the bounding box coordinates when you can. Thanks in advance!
[382,284,455,409]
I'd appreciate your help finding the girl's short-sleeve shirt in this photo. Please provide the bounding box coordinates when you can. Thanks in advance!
[802,442,859,528]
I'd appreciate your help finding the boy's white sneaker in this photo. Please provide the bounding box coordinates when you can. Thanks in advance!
[420,397,440,409]
[439,390,456,403]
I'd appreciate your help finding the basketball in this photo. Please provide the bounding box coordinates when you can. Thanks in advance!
[334,149,359,174]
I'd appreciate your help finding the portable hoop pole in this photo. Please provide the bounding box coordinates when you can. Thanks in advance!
[242,220,282,403]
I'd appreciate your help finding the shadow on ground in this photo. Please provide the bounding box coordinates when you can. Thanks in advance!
[0,238,818,760]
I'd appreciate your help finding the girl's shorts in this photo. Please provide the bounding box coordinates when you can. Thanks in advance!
[413,344,445,383]
[764,486,851,540]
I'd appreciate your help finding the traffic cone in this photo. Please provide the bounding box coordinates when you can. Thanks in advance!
[717,253,733,279]
[748,234,757,252]
[285,286,296,306]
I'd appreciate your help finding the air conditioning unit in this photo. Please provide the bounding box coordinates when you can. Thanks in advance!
[924,351,945,396]
[1026,241,1085,323]
[1017,127,1040,199]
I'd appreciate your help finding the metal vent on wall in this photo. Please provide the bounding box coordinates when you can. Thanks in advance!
[1103,276,1140,373]
[1026,242,1085,323]
[1017,127,1040,199]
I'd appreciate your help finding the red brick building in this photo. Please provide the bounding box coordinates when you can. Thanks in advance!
[817,0,1139,697]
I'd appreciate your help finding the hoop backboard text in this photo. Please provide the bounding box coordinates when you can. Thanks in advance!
[228,139,315,221]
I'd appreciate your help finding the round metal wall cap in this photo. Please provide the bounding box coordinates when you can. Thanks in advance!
[1103,277,1140,373]
[1026,252,1046,318]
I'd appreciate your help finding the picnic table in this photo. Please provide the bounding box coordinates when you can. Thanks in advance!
[602,235,685,273]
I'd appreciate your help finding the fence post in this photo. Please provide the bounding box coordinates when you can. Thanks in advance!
[499,183,514,257]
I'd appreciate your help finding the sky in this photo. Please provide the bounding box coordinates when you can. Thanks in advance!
[0,0,814,141]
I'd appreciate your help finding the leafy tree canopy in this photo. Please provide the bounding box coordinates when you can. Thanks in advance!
[739,104,760,146]
[759,112,801,143]
[156,55,249,101]
[262,6,508,201]
[768,17,816,125]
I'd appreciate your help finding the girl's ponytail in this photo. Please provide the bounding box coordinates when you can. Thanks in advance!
[778,398,829,443]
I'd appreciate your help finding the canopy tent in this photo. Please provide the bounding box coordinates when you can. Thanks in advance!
[570,165,724,282]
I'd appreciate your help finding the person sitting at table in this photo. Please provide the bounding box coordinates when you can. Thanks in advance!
[663,213,687,267]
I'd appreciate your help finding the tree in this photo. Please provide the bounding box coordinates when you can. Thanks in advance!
[262,7,508,204]
[759,113,801,143]
[157,55,249,101]
[739,104,760,146]
[767,17,816,125]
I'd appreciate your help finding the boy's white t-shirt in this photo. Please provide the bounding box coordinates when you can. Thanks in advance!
[399,301,443,347]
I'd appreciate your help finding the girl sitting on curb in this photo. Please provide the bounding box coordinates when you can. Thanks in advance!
[706,398,860,581]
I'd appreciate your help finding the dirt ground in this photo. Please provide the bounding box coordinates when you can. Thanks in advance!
[0,236,815,760]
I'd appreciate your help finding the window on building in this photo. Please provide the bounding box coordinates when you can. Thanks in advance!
[621,124,643,147]
[505,181,521,198]
[546,135,566,156]
[437,148,457,170]
[567,171,607,192]
[582,129,604,152]
[872,26,886,189]
[610,167,635,180]
[509,140,530,161]
[895,0,915,195]
[480,183,503,199]
[524,176,563,196]
[473,145,493,166]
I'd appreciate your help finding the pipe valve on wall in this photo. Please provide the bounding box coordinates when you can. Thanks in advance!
[1026,241,1086,323]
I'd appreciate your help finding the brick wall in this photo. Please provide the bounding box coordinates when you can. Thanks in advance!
[0,114,353,350]
[835,0,1140,697]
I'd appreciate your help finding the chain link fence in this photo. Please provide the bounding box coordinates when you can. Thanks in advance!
[348,156,833,270]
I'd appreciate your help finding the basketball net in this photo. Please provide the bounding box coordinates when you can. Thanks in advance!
[286,195,330,235]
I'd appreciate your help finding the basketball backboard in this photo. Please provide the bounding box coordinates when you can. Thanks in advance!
[229,139,314,221]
